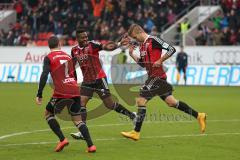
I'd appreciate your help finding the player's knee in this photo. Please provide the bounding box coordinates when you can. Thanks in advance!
[136,97,147,106]
[80,96,89,107]
[72,115,82,125]
[165,96,178,107]
[103,96,115,109]
[44,110,52,118]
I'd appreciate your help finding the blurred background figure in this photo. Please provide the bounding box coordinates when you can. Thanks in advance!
[176,45,188,85]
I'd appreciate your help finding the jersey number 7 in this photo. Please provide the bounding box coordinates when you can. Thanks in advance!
[60,60,70,78]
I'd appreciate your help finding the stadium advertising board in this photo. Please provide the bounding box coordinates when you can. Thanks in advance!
[0,63,239,86]
[0,46,240,65]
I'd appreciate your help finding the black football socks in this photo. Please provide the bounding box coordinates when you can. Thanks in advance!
[134,106,146,132]
[114,103,136,120]
[80,107,87,123]
[46,115,65,142]
[76,122,93,147]
[176,101,198,118]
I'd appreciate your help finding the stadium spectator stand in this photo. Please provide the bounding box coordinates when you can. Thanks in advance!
[0,0,239,46]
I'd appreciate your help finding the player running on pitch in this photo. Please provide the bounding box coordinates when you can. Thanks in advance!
[121,24,206,140]
[36,36,96,152]
[70,27,136,139]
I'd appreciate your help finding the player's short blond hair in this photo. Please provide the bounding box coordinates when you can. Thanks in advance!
[128,24,144,36]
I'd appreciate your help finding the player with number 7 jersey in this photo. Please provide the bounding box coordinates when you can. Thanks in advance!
[41,50,80,98]
[36,36,96,153]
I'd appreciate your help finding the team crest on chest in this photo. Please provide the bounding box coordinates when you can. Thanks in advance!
[140,42,149,56]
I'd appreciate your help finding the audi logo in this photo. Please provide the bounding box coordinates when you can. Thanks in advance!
[214,50,240,65]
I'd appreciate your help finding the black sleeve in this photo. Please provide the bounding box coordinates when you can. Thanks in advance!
[90,41,103,50]
[37,56,50,98]
[137,57,145,68]
[151,36,176,56]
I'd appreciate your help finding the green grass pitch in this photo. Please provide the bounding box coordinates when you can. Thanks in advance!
[0,83,239,160]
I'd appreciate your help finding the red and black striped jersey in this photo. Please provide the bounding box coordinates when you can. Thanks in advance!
[138,35,176,78]
[71,41,107,83]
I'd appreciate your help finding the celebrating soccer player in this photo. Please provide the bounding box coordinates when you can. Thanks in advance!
[70,27,136,139]
[36,36,96,152]
[121,24,206,141]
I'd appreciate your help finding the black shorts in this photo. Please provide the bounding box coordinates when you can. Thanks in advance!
[80,78,111,99]
[46,97,81,116]
[139,77,173,100]
[177,66,186,74]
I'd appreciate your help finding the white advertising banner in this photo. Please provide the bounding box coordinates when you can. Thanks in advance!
[0,46,240,65]
[1,63,240,86]
[0,46,121,64]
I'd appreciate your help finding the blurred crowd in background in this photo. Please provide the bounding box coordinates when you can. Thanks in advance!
[195,0,240,45]
[0,0,240,46]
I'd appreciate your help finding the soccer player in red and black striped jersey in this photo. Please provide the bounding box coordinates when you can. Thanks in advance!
[36,36,96,152]
[70,27,136,139]
[121,24,207,140]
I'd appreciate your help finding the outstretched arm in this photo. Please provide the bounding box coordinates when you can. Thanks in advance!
[102,34,130,51]
[102,41,118,51]
[36,56,50,105]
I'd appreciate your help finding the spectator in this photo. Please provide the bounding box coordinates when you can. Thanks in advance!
[180,18,191,34]
[228,9,238,31]
[195,30,206,45]
[145,15,155,33]
[220,13,229,29]
[229,29,237,45]
[221,27,231,45]
[6,31,15,46]
[19,31,31,46]
[26,39,36,47]
[212,29,224,45]
[47,15,55,33]
[154,11,167,32]
[221,0,233,13]
[55,22,63,36]
[209,11,222,30]
[167,9,176,25]
[13,0,23,19]
[198,23,211,45]
[91,0,105,18]
[0,29,6,45]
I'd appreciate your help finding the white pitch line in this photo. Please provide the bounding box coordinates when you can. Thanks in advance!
[0,132,31,140]
[0,132,240,147]
[0,119,239,141]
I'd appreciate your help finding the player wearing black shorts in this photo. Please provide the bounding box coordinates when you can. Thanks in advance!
[36,36,96,152]
[70,27,136,139]
[121,24,206,140]
[176,45,188,85]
